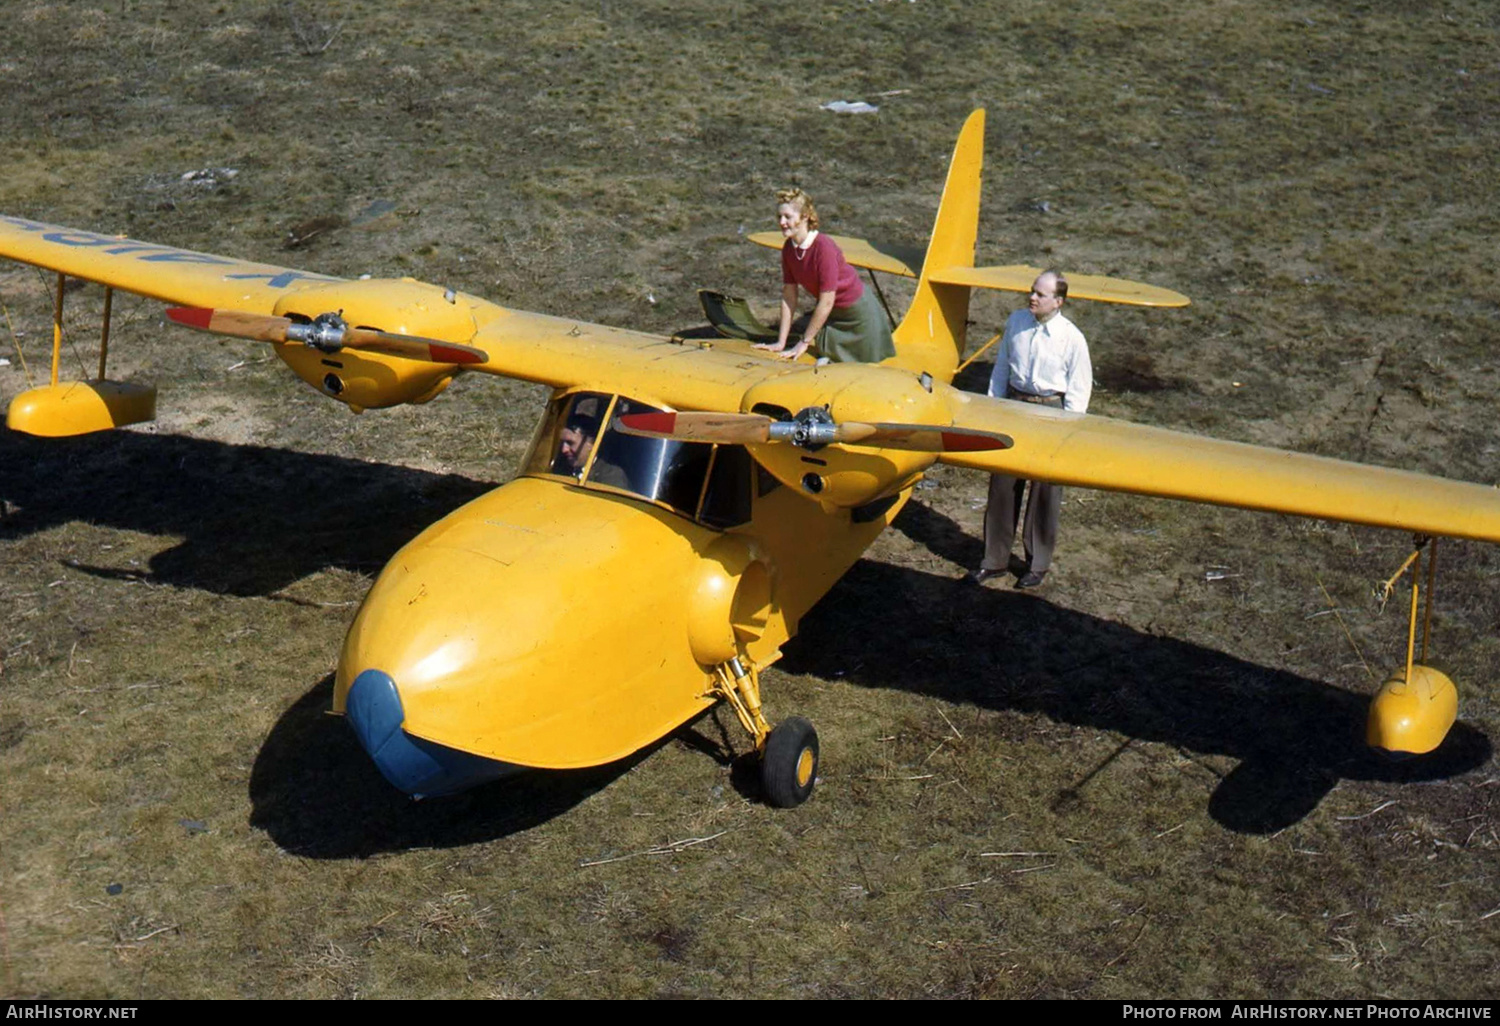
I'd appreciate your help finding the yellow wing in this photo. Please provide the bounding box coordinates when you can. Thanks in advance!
[747,229,1188,307]
[465,309,804,413]
[937,387,1500,543]
[5,210,1495,543]
[0,214,341,312]
[0,212,813,428]
[0,212,793,408]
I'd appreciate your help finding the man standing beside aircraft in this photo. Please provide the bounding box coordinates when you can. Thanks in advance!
[969,270,1092,589]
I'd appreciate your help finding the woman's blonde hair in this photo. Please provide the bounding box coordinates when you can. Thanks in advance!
[776,188,819,231]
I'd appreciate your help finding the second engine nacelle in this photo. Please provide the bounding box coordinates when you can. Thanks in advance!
[271,278,480,411]
[743,363,952,508]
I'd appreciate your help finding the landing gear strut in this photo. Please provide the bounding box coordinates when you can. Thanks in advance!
[710,657,820,807]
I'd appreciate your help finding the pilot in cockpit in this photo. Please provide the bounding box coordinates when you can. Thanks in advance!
[553,412,600,479]
[553,408,631,489]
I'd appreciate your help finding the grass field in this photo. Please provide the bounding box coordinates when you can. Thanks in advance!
[2,0,1498,999]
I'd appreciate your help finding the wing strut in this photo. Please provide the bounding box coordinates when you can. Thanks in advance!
[98,286,113,379]
[1367,537,1457,757]
[49,270,62,386]
[6,270,156,437]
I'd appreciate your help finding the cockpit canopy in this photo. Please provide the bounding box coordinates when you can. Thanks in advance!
[522,392,754,529]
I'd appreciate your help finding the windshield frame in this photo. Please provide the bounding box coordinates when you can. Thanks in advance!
[520,391,752,530]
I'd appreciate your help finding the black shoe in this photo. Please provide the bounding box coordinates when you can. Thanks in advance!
[965,568,1006,585]
[1015,570,1047,589]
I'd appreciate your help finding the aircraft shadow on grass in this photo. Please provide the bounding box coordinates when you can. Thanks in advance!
[2,429,1489,848]
[815,500,1492,835]
[0,427,495,595]
[246,674,655,859]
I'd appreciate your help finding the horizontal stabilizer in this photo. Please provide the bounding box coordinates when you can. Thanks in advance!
[747,231,1189,307]
[746,231,924,279]
[929,265,1190,308]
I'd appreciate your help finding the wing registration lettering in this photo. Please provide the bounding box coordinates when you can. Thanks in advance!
[0,215,343,312]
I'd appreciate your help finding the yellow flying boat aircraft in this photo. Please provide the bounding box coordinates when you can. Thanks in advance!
[2,110,1492,806]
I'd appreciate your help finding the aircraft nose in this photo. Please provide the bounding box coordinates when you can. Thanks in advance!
[345,668,519,798]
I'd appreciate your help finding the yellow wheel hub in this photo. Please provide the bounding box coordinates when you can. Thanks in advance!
[796,747,815,787]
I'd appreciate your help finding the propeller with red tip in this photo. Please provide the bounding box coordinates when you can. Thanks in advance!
[617,408,1012,453]
[165,307,488,365]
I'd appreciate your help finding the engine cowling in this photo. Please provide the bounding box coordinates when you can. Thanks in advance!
[271,278,480,410]
[743,364,951,508]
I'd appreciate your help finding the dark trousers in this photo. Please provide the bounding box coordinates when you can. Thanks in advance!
[982,474,1061,574]
[982,390,1064,574]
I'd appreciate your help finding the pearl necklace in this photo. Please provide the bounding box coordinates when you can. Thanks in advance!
[791,230,818,261]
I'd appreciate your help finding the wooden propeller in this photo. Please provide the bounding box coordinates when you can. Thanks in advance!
[165,307,488,365]
[617,410,1012,453]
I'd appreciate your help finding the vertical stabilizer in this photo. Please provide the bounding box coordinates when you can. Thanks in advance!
[890,109,985,380]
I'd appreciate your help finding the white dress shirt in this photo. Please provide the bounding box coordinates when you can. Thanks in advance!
[987,309,1092,413]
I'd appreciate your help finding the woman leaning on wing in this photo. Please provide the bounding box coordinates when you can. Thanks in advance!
[753,188,896,364]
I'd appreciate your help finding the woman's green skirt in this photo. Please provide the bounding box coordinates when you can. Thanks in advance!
[816,288,896,364]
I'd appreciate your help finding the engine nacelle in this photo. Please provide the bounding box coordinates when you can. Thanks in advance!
[743,364,951,508]
[271,278,480,411]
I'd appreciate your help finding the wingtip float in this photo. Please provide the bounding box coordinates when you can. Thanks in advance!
[0,109,1489,809]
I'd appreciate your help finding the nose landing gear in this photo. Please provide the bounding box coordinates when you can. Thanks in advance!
[711,657,821,807]
[762,716,820,808]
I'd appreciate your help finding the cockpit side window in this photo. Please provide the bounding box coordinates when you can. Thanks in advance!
[700,445,754,528]
[522,391,613,481]
[523,393,749,528]
[593,398,713,515]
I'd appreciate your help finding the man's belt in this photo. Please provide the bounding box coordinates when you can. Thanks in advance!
[1007,388,1064,406]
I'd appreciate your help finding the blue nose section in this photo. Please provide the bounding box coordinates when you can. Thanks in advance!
[345,669,521,798]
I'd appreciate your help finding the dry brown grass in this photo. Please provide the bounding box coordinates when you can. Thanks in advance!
[1,0,1498,1000]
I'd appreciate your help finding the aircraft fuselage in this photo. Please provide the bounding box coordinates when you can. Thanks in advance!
[333,392,910,796]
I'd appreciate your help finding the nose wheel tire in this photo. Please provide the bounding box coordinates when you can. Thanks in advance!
[761,717,819,807]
